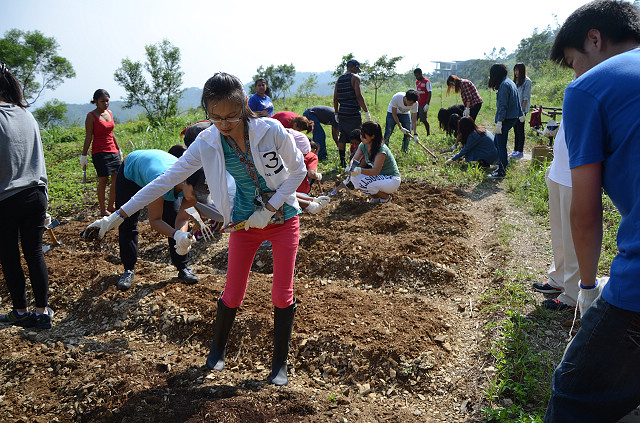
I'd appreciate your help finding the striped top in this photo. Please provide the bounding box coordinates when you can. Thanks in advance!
[336,73,360,118]
[221,136,298,223]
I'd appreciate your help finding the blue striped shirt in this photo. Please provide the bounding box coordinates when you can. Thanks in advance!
[336,73,360,118]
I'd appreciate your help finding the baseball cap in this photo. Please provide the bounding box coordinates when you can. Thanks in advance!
[182,120,213,146]
[346,59,360,69]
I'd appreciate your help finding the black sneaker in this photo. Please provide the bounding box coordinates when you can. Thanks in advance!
[488,170,506,179]
[34,307,54,330]
[178,267,199,284]
[532,281,563,294]
[117,270,134,291]
[0,309,35,327]
[542,298,575,311]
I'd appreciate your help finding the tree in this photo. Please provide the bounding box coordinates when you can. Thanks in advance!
[515,28,556,70]
[252,64,296,100]
[296,73,318,103]
[361,54,403,105]
[114,39,184,126]
[0,29,75,105]
[33,99,67,127]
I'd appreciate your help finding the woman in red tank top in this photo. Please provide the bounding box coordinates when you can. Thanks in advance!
[81,89,122,216]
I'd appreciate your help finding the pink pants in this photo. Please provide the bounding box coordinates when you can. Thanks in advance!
[221,216,299,309]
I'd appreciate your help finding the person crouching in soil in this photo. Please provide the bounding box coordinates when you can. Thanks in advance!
[446,116,497,169]
[347,121,401,204]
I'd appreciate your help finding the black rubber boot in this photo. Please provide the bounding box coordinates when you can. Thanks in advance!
[206,297,237,371]
[268,300,297,386]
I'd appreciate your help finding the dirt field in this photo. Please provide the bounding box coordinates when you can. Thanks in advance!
[0,178,559,423]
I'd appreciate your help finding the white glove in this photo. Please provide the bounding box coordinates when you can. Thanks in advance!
[463,108,470,117]
[423,104,429,112]
[413,134,419,142]
[86,211,124,240]
[306,202,322,214]
[313,196,331,206]
[173,230,195,256]
[578,277,609,317]
[519,115,526,123]
[400,127,411,136]
[119,150,124,161]
[245,207,275,230]
[315,172,323,181]
[364,111,372,121]
[350,167,362,176]
[80,155,88,169]
[44,213,52,228]
[495,121,503,135]
[335,114,339,123]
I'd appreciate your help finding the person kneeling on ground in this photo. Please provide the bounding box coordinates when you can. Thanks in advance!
[446,116,497,169]
[347,121,401,204]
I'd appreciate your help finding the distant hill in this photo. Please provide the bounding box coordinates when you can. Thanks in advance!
[41,71,336,125]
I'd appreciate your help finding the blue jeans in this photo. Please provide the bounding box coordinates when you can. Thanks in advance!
[493,118,517,175]
[545,296,640,422]
[303,109,327,160]
[384,112,411,152]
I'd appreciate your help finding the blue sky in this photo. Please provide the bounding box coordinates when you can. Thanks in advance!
[2,0,591,105]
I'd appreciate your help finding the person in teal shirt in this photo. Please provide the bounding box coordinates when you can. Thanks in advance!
[347,121,401,204]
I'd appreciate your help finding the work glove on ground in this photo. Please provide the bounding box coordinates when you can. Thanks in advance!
[80,155,88,169]
[463,108,470,117]
[245,207,275,230]
[364,111,371,121]
[423,104,429,112]
[350,167,362,176]
[495,121,503,135]
[519,115,526,123]
[174,230,195,256]
[578,277,609,317]
[85,211,124,240]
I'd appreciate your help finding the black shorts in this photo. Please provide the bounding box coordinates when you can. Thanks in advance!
[338,116,362,144]
[92,152,121,177]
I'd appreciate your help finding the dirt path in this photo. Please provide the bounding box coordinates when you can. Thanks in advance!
[0,179,555,422]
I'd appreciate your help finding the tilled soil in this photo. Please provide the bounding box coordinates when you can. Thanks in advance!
[0,179,553,423]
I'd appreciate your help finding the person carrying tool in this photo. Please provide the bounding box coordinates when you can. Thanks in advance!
[83,72,307,386]
[347,121,401,204]
[0,64,54,329]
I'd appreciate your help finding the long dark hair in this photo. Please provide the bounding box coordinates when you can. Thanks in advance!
[361,121,383,160]
[446,75,462,95]
[201,72,255,122]
[456,116,487,146]
[513,63,527,87]
[254,77,272,97]
[0,64,28,108]
[488,63,508,90]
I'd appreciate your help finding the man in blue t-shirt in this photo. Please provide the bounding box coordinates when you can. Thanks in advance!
[545,2,640,421]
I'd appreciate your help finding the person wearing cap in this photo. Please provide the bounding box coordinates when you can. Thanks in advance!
[333,59,371,167]
[107,148,208,290]
[302,105,339,161]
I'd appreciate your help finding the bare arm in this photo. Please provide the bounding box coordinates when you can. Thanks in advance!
[333,84,339,112]
[82,113,94,156]
[411,112,417,134]
[352,75,368,113]
[570,162,603,287]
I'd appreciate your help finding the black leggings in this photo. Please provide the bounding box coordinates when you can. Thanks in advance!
[0,186,49,309]
[115,165,189,272]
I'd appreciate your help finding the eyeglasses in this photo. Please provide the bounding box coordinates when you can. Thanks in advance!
[209,113,243,124]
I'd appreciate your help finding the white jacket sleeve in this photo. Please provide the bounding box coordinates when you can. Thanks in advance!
[120,148,203,217]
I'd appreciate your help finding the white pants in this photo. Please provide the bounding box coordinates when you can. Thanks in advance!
[351,174,401,196]
[546,168,579,306]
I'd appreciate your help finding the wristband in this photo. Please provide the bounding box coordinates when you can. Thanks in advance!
[172,229,178,239]
[114,210,124,219]
[579,280,598,289]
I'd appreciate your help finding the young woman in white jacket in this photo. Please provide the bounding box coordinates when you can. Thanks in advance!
[87,72,307,386]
